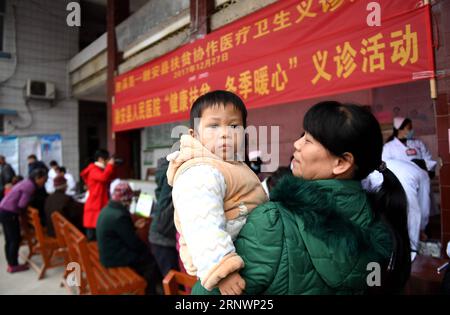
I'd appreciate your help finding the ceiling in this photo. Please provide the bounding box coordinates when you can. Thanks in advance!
[82,0,149,12]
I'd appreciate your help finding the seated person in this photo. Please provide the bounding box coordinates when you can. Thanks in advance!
[3,175,24,196]
[44,175,84,237]
[96,181,160,294]
[57,167,77,196]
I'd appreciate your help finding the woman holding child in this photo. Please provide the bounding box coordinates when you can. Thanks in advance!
[168,91,410,295]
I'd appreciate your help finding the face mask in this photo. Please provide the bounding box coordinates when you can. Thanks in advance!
[406,129,415,140]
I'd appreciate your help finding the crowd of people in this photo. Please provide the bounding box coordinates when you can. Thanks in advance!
[0,89,448,294]
[0,155,82,273]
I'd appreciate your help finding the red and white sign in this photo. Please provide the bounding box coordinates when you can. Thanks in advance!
[113,0,435,132]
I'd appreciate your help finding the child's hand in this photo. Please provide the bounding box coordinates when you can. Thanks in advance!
[218,271,245,295]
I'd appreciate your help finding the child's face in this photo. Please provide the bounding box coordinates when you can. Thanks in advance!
[191,103,245,161]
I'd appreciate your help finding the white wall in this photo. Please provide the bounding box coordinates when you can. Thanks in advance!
[0,0,80,179]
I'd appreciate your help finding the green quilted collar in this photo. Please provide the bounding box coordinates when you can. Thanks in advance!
[270,176,372,226]
[269,175,391,288]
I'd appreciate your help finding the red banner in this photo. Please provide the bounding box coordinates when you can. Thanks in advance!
[113,0,435,132]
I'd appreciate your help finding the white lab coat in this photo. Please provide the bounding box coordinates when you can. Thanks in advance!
[45,168,57,194]
[64,173,77,196]
[382,137,437,172]
[363,159,430,252]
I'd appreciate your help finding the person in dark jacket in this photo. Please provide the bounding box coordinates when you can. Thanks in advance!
[148,157,178,278]
[193,101,411,295]
[27,155,48,175]
[0,155,16,201]
[97,181,159,294]
[44,175,84,237]
[0,168,47,273]
[27,155,49,226]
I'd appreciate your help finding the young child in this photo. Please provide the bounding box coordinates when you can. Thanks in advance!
[167,90,268,295]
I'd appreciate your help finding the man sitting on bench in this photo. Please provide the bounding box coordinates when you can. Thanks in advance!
[96,181,159,294]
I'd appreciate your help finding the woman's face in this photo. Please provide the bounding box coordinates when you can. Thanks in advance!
[292,132,352,180]
[35,176,47,188]
[398,122,413,139]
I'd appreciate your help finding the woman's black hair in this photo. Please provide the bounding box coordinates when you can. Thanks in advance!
[29,168,47,180]
[386,118,412,143]
[189,90,248,129]
[303,101,411,292]
[94,149,110,161]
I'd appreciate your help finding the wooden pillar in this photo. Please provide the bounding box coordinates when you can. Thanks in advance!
[435,93,450,253]
[106,0,129,154]
[190,0,215,40]
[106,0,129,178]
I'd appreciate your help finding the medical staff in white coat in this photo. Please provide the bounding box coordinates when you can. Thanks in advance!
[45,160,59,194]
[362,159,430,262]
[383,117,437,174]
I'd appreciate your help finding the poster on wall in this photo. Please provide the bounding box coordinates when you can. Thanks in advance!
[19,136,41,176]
[0,136,19,174]
[0,134,62,176]
[40,135,63,167]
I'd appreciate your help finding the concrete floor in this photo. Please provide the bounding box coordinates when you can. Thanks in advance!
[0,226,67,295]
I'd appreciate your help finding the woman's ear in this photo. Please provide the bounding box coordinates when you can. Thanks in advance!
[189,128,195,137]
[332,152,354,177]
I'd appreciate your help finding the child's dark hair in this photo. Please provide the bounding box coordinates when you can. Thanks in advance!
[303,101,411,292]
[190,90,248,129]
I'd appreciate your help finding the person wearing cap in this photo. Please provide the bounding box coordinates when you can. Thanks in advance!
[96,181,160,294]
[44,175,84,237]
[383,117,437,241]
[383,117,437,175]
[57,166,77,196]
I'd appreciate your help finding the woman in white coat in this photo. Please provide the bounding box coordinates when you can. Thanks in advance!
[363,159,430,261]
[383,117,437,175]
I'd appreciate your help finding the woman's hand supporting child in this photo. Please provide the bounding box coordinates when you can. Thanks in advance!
[218,271,246,295]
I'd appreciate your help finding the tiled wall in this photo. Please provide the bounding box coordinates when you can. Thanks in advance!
[0,0,80,179]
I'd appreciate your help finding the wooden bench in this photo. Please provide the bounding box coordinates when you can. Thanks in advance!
[19,211,39,261]
[62,216,147,295]
[163,270,198,295]
[51,211,78,292]
[24,207,65,279]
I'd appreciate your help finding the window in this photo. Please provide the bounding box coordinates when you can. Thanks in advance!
[0,0,5,52]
